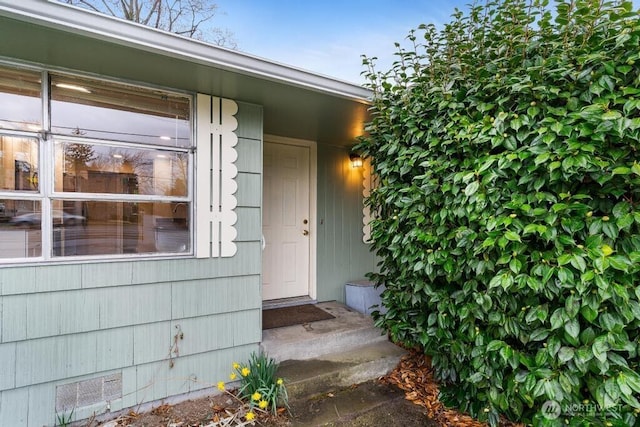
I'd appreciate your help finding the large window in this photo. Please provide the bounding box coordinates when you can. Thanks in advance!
[0,64,192,261]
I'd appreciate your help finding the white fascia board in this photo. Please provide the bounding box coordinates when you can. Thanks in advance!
[0,0,372,103]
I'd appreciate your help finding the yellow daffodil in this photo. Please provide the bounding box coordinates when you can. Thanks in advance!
[258,399,268,409]
[276,378,284,386]
[241,367,250,377]
[233,362,240,370]
[251,391,261,401]
[229,372,237,380]
[245,411,255,421]
[217,381,225,391]
[602,244,614,256]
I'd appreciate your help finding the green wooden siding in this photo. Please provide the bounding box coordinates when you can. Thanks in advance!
[0,101,263,426]
[0,343,16,390]
[236,208,262,242]
[1,387,28,426]
[172,276,261,318]
[316,145,376,302]
[236,139,261,171]
[236,173,262,207]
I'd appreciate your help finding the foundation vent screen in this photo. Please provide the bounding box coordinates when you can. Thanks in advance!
[56,373,122,411]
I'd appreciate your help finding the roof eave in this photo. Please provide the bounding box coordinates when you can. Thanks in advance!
[0,0,372,103]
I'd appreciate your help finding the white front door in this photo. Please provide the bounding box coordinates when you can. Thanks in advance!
[262,141,311,301]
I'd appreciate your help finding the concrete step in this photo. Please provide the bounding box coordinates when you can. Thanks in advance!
[277,340,406,401]
[258,302,427,426]
[261,301,389,362]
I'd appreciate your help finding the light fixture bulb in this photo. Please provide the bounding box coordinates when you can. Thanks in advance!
[349,153,363,168]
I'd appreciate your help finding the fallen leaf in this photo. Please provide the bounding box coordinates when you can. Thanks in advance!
[384,350,524,427]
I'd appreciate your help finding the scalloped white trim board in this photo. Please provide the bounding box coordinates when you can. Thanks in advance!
[362,158,374,244]
[196,94,239,258]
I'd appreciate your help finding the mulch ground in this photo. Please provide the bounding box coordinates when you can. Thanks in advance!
[97,350,524,427]
[383,350,524,427]
[95,393,287,426]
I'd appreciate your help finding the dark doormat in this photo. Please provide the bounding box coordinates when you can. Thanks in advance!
[262,304,335,330]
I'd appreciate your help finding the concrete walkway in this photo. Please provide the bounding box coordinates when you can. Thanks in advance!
[261,302,390,362]
[260,302,436,426]
[284,378,435,426]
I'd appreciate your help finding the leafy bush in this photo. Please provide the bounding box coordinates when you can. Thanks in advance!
[358,0,640,425]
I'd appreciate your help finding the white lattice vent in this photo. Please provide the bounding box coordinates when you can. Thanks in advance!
[55,373,122,411]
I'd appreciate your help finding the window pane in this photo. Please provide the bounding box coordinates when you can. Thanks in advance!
[0,135,39,191]
[54,141,188,196]
[50,75,190,147]
[53,200,189,257]
[0,199,41,258]
[0,66,41,132]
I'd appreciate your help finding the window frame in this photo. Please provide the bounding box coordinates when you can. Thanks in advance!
[0,62,195,263]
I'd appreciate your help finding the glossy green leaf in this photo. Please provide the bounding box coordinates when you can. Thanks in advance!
[504,231,521,242]
[487,340,506,352]
[565,295,580,318]
[557,346,575,363]
[465,181,480,197]
[564,318,580,340]
[550,308,566,330]
[592,336,610,364]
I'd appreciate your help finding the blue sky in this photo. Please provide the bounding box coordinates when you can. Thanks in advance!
[214,1,468,84]
[214,1,640,85]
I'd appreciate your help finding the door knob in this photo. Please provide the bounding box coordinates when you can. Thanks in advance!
[303,230,309,236]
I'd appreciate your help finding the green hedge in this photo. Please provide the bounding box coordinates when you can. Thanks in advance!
[358,1,640,425]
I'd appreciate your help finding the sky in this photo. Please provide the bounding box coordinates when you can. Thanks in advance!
[213,1,469,84]
[213,0,640,85]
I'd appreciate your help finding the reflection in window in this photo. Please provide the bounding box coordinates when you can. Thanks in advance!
[53,200,189,257]
[0,66,41,132]
[54,141,188,196]
[0,64,193,261]
[50,74,190,146]
[0,136,39,192]
[0,199,41,258]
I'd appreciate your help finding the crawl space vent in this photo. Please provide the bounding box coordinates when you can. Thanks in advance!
[56,373,122,411]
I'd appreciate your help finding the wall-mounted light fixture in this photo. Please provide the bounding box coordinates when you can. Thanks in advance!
[349,152,363,168]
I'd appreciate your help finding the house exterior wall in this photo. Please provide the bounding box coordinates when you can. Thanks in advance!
[0,102,264,426]
[316,144,376,302]
[0,4,377,425]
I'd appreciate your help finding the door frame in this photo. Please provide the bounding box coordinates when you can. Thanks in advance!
[263,134,317,300]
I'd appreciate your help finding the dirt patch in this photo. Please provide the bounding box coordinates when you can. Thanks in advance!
[92,351,522,427]
[95,392,289,427]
